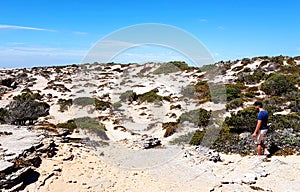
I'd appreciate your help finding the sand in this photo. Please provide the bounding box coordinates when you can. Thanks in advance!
[23,140,300,192]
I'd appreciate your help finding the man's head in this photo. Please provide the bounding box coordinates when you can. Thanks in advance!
[253,100,263,109]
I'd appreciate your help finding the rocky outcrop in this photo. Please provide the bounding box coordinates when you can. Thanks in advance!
[0,125,57,191]
[132,136,162,149]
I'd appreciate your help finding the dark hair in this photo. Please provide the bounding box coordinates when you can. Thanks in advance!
[253,101,263,108]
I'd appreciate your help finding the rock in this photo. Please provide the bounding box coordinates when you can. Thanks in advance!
[0,160,14,173]
[239,132,251,140]
[132,136,161,149]
[142,137,161,149]
[63,154,74,161]
[0,125,58,191]
[256,170,269,177]
[205,150,222,163]
[242,173,257,184]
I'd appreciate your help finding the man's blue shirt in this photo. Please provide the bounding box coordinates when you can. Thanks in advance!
[258,110,268,130]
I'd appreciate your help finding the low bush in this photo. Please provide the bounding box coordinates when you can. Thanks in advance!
[270,113,300,131]
[58,99,73,112]
[57,119,77,132]
[179,108,211,127]
[242,71,266,84]
[95,100,111,111]
[162,121,179,137]
[210,127,241,154]
[6,100,50,125]
[13,92,43,101]
[226,98,243,110]
[261,73,297,96]
[225,83,245,101]
[57,117,109,140]
[189,130,206,145]
[112,102,122,110]
[169,132,195,145]
[224,107,257,133]
[138,88,163,103]
[262,96,285,114]
[0,108,8,123]
[279,64,300,75]
[152,61,193,74]
[119,90,137,102]
[73,97,95,107]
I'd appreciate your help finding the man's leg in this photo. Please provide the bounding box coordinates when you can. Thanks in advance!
[261,142,266,154]
[257,144,263,155]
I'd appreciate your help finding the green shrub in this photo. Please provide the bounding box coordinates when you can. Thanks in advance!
[260,60,269,67]
[209,86,226,103]
[73,97,111,111]
[243,67,251,72]
[0,108,8,123]
[279,65,300,75]
[58,99,73,112]
[261,73,297,96]
[119,90,137,102]
[224,107,258,133]
[225,84,245,101]
[57,119,77,132]
[57,117,109,140]
[270,55,285,65]
[169,132,195,145]
[73,97,95,107]
[289,100,300,113]
[244,92,255,98]
[169,61,193,70]
[181,85,196,98]
[152,61,191,74]
[226,98,243,110]
[241,58,251,65]
[232,66,244,71]
[137,88,164,103]
[6,100,50,125]
[112,101,122,110]
[211,127,240,153]
[262,96,284,114]
[13,92,43,101]
[95,100,111,111]
[189,130,206,145]
[200,64,218,72]
[242,71,265,84]
[153,62,181,74]
[179,108,211,127]
[270,113,300,131]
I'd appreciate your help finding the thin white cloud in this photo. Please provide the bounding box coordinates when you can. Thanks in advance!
[199,19,208,22]
[0,46,86,56]
[73,31,89,35]
[0,24,56,32]
[217,26,225,30]
[0,45,87,68]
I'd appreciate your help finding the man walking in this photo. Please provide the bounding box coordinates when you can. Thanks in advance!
[252,101,268,155]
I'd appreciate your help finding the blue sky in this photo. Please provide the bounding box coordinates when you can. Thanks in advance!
[0,0,300,68]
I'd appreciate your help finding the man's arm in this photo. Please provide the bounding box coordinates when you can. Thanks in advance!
[252,120,262,137]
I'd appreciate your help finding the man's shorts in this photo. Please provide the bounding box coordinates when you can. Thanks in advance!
[255,129,268,145]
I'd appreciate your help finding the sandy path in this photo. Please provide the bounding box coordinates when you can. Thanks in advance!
[23,140,300,192]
